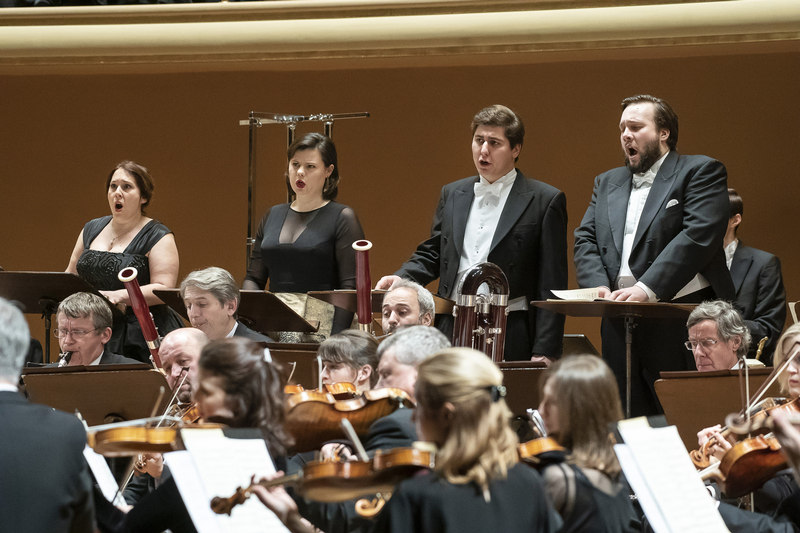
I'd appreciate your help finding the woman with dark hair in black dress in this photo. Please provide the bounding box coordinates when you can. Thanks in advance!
[243,133,364,341]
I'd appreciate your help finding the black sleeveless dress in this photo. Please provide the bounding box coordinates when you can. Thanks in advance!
[76,216,183,363]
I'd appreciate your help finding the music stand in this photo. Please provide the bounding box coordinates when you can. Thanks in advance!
[498,361,548,417]
[0,271,98,363]
[532,300,695,418]
[655,368,781,450]
[267,342,321,390]
[154,288,318,333]
[22,364,169,426]
[308,289,455,316]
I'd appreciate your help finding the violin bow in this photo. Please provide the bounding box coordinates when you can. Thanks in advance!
[341,418,370,462]
[747,345,800,412]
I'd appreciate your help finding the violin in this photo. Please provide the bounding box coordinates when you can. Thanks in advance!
[285,387,414,452]
[518,437,566,466]
[87,416,222,456]
[283,382,359,400]
[700,434,786,498]
[690,397,800,469]
[210,446,434,516]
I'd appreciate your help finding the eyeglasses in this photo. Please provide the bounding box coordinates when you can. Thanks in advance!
[54,328,100,339]
[684,338,719,351]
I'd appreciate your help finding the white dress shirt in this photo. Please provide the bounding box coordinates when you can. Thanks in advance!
[725,239,739,270]
[453,169,516,298]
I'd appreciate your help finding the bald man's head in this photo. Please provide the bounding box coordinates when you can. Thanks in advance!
[160,328,209,403]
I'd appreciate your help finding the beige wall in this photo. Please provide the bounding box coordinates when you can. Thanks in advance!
[2,50,798,357]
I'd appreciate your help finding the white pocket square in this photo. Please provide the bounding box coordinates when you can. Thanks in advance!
[666,199,679,209]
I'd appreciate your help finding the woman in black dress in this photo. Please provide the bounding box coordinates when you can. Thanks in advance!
[243,133,364,341]
[66,161,182,363]
[537,355,640,532]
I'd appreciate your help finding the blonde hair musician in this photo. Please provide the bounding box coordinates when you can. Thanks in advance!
[538,355,640,532]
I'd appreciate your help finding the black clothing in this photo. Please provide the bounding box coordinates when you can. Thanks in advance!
[76,216,183,363]
[245,202,364,335]
[233,320,274,342]
[0,390,95,533]
[395,171,568,360]
[369,462,560,532]
[731,242,787,364]
[541,462,639,533]
[574,153,733,415]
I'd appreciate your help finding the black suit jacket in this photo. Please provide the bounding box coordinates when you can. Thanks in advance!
[99,351,142,365]
[574,151,734,301]
[233,321,275,343]
[0,390,94,533]
[731,243,786,361]
[45,350,141,367]
[396,170,568,359]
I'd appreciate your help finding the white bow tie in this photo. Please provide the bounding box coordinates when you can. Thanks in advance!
[474,180,503,199]
[632,171,655,189]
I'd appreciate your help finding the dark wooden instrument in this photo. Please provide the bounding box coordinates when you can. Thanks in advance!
[118,266,163,369]
[451,262,509,362]
[211,446,434,516]
[352,240,373,333]
[285,387,413,452]
[700,435,786,498]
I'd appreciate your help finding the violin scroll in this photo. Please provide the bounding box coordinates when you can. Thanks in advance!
[211,486,250,516]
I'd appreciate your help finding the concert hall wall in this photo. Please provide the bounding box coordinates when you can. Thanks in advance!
[1,51,797,358]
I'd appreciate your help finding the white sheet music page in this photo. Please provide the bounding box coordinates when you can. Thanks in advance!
[165,428,290,533]
[615,421,729,533]
[550,288,601,301]
[83,445,128,508]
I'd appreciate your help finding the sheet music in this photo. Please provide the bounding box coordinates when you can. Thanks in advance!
[83,446,128,508]
[615,422,729,533]
[550,288,604,301]
[165,428,290,533]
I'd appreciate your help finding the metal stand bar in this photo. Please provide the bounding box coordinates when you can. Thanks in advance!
[624,315,637,419]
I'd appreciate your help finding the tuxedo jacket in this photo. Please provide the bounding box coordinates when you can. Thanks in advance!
[46,350,141,367]
[0,390,94,533]
[100,351,141,365]
[574,151,734,302]
[396,170,568,359]
[233,320,275,343]
[731,243,786,361]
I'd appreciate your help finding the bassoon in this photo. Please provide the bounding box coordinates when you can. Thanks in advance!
[118,267,163,369]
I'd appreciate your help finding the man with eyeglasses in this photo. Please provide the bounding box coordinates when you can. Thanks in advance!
[54,292,139,366]
[685,300,760,371]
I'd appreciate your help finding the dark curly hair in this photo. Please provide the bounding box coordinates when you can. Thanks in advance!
[198,337,294,457]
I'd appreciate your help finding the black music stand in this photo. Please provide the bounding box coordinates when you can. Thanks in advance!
[531,300,695,418]
[154,289,318,334]
[22,364,168,426]
[308,289,455,316]
[0,271,98,363]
